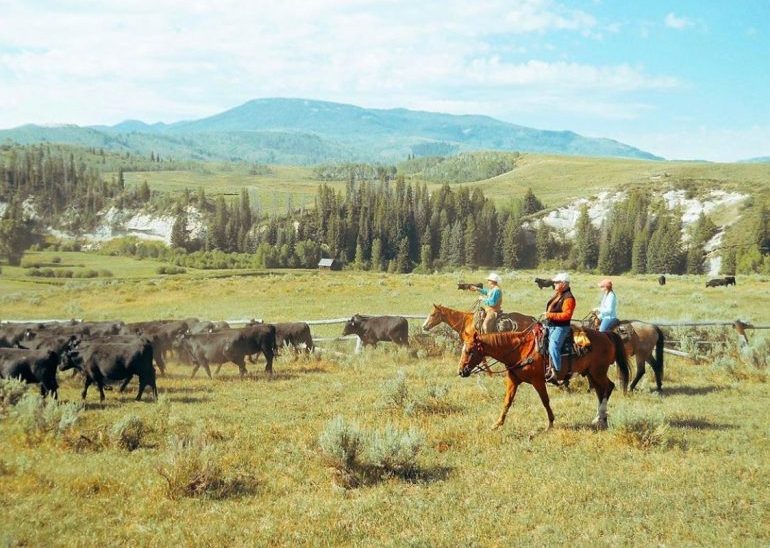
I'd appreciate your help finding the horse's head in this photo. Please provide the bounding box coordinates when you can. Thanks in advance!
[422,304,443,331]
[458,333,486,377]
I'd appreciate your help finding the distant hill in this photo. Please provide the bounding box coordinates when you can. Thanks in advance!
[739,156,770,164]
[0,98,663,164]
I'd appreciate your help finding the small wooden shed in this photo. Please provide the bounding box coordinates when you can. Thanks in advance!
[318,258,342,271]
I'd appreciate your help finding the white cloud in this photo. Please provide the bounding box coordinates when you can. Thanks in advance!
[664,12,694,30]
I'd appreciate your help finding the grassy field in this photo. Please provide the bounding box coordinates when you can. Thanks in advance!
[1,262,769,545]
[121,154,770,213]
[123,164,347,215]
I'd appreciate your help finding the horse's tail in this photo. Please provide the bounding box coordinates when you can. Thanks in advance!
[607,331,630,393]
[653,325,665,379]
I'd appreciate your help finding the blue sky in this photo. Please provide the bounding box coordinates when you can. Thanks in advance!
[0,0,768,161]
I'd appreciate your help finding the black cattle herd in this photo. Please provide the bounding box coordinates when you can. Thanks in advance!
[0,315,412,403]
[0,274,736,404]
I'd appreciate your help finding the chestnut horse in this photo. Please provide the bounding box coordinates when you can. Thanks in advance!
[422,304,536,343]
[459,327,629,430]
[583,312,665,392]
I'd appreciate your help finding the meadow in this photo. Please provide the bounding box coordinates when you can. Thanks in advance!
[1,254,769,545]
[121,154,770,215]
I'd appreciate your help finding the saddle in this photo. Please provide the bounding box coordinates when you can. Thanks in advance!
[537,324,592,382]
[474,309,517,333]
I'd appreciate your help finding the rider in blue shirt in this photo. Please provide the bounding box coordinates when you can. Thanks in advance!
[470,272,503,333]
[594,278,618,332]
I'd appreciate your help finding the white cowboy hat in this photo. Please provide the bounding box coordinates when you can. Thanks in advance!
[487,272,501,284]
[552,272,570,283]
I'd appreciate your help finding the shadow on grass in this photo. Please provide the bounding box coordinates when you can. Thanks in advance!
[334,464,453,489]
[167,395,213,404]
[669,417,736,431]
[661,385,726,397]
[160,385,214,394]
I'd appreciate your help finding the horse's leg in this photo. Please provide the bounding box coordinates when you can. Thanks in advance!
[629,354,645,391]
[647,355,663,392]
[588,371,613,429]
[532,379,555,429]
[492,375,519,430]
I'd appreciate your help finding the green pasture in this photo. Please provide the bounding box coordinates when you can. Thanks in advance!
[122,164,346,214]
[120,154,770,215]
[469,154,770,208]
[0,266,769,545]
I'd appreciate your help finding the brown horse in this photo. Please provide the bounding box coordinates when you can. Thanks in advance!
[459,327,629,430]
[583,312,665,392]
[422,304,536,342]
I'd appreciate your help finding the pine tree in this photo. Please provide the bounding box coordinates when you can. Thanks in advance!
[170,208,189,250]
[370,238,383,272]
[574,204,599,271]
[502,215,520,268]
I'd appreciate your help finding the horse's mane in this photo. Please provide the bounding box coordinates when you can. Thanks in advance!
[479,330,527,347]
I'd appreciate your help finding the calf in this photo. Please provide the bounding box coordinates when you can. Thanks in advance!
[658,275,666,286]
[0,348,64,398]
[534,277,555,290]
[62,340,156,402]
[275,322,314,353]
[342,314,408,347]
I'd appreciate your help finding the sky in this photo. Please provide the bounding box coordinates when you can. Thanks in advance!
[0,0,768,162]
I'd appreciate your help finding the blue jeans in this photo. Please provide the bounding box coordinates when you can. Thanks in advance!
[599,317,617,332]
[548,326,570,372]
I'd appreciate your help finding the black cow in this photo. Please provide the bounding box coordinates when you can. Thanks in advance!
[342,314,408,347]
[62,340,156,402]
[0,348,65,398]
[174,325,277,379]
[127,320,190,374]
[724,276,736,286]
[534,277,555,290]
[658,275,666,286]
[275,322,314,353]
[706,278,728,287]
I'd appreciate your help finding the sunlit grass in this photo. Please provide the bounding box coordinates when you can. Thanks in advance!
[0,270,768,544]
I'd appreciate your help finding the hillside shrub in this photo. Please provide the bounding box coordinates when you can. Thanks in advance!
[51,256,62,264]
[157,265,186,275]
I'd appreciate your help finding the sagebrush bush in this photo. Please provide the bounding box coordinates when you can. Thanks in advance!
[110,414,151,451]
[742,334,770,369]
[0,378,29,413]
[381,370,409,409]
[366,424,424,475]
[157,432,257,500]
[11,393,83,443]
[612,407,670,449]
[318,415,363,470]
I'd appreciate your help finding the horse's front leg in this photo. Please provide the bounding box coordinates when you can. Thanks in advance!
[492,375,519,430]
[532,379,555,429]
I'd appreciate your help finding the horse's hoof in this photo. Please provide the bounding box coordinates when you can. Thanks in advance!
[490,422,502,431]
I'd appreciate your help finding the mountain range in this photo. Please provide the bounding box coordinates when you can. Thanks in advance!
[0,98,663,164]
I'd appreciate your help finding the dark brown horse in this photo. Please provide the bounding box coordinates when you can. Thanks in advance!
[422,304,536,343]
[459,327,629,430]
[583,312,665,392]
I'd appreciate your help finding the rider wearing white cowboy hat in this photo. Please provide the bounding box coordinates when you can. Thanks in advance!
[545,272,576,382]
[468,272,503,333]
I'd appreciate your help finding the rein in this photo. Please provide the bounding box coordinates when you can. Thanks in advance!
[466,321,541,376]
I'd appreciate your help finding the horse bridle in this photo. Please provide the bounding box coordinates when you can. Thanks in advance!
[460,322,539,376]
